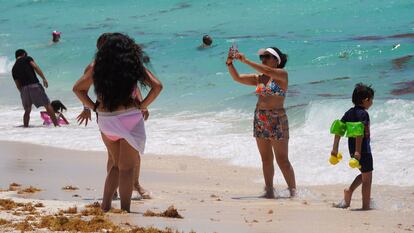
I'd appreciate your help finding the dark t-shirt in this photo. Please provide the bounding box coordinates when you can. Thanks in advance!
[341,106,371,155]
[12,56,39,87]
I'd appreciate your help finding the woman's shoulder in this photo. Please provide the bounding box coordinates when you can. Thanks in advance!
[275,68,288,77]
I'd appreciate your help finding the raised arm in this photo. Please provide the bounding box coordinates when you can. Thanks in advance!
[235,52,288,87]
[226,48,257,86]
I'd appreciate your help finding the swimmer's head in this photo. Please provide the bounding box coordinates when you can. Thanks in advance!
[202,35,213,46]
[15,49,27,59]
[52,31,61,43]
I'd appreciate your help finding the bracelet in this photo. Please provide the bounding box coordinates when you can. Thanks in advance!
[83,106,90,111]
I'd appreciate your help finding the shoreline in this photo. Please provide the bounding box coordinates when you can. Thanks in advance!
[1,140,413,233]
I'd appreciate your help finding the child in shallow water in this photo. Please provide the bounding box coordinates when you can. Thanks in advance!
[40,100,69,126]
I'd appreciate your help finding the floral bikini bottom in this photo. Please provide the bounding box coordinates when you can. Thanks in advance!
[253,108,289,140]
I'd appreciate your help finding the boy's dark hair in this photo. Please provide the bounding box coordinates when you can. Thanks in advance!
[15,49,27,58]
[51,100,67,113]
[352,83,375,105]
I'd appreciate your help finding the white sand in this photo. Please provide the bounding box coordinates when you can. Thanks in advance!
[1,140,413,233]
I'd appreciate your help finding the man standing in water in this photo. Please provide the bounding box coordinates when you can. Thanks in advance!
[12,49,58,127]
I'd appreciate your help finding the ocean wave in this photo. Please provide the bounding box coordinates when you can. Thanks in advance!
[0,99,413,186]
[0,56,14,76]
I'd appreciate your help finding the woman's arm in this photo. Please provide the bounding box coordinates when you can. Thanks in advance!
[72,66,95,109]
[138,69,163,109]
[235,53,288,87]
[228,65,258,86]
[133,87,150,120]
[226,48,257,86]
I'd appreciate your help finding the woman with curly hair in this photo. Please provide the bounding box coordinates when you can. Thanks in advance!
[76,33,151,200]
[226,46,296,198]
[73,33,162,212]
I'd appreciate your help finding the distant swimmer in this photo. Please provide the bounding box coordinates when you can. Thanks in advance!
[198,34,213,49]
[52,31,61,43]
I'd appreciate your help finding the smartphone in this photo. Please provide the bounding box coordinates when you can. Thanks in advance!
[230,43,238,58]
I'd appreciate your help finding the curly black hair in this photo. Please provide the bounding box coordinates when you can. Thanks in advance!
[93,33,150,112]
[96,32,112,49]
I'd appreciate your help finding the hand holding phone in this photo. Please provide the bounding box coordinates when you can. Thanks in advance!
[229,43,238,58]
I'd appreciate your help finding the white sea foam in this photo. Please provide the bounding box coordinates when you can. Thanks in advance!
[0,56,14,76]
[0,99,413,186]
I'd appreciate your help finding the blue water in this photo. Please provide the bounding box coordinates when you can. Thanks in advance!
[0,0,413,185]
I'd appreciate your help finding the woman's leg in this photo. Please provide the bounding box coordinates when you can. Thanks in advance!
[108,155,119,200]
[271,139,296,196]
[101,133,120,212]
[133,158,151,199]
[256,138,276,198]
[118,139,139,212]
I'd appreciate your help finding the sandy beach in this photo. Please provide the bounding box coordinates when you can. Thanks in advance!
[1,0,414,232]
[0,140,413,233]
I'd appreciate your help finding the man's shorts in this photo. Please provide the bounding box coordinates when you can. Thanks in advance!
[20,83,50,111]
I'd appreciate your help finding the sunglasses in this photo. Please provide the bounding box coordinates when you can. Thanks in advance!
[259,54,274,61]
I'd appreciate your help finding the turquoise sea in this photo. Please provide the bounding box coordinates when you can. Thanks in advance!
[0,0,413,185]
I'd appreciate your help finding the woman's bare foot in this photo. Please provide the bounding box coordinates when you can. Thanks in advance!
[260,186,276,199]
[135,184,151,199]
[101,203,111,212]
